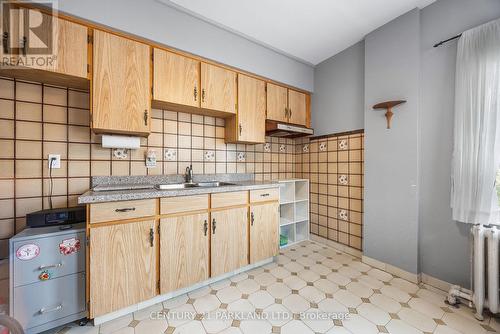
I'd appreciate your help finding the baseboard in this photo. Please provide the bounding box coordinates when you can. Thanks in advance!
[309,234,362,258]
[361,255,419,284]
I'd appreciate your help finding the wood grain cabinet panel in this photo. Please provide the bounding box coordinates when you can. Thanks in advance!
[52,17,88,78]
[92,30,150,136]
[153,49,200,108]
[288,89,307,126]
[89,199,157,224]
[201,62,236,114]
[250,188,279,203]
[250,203,279,264]
[0,11,88,88]
[89,220,157,318]
[160,194,208,215]
[211,191,247,209]
[211,207,248,277]
[226,74,265,143]
[266,83,288,123]
[160,213,209,293]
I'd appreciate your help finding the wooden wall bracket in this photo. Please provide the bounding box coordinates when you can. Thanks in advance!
[372,100,406,129]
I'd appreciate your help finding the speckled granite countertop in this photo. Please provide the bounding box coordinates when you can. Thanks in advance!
[78,174,279,204]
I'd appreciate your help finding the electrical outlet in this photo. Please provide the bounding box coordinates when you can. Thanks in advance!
[48,154,61,169]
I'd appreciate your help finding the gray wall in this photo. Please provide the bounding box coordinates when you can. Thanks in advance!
[419,0,500,287]
[312,41,365,136]
[363,9,421,274]
[56,0,314,92]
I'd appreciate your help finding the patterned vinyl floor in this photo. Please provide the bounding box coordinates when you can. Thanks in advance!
[49,241,499,334]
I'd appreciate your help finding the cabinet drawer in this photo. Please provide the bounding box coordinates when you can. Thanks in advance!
[89,199,156,224]
[12,231,85,287]
[161,195,209,215]
[13,272,86,330]
[250,188,279,203]
[211,191,247,209]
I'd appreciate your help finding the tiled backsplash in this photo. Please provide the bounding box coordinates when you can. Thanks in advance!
[0,77,364,256]
[295,131,364,250]
[0,78,296,242]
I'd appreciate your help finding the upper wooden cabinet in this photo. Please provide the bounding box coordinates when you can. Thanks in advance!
[266,83,309,127]
[226,74,266,144]
[0,10,88,89]
[201,62,237,114]
[288,90,307,126]
[153,49,200,108]
[266,83,288,123]
[89,220,157,318]
[92,30,150,136]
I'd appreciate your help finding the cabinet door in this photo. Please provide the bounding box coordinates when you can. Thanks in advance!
[211,207,248,277]
[237,74,266,143]
[52,17,88,78]
[160,213,209,294]
[14,14,87,78]
[288,89,307,126]
[201,62,236,114]
[89,220,157,318]
[153,49,200,108]
[250,203,279,264]
[92,30,150,135]
[266,83,288,123]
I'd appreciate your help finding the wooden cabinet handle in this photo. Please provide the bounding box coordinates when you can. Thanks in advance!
[194,86,197,101]
[21,36,27,56]
[289,108,292,118]
[149,227,154,247]
[284,108,288,118]
[202,89,206,102]
[239,124,242,136]
[144,110,148,126]
[212,218,216,234]
[2,32,8,54]
[260,193,270,197]
[251,212,254,226]
[203,220,208,236]
[115,207,135,212]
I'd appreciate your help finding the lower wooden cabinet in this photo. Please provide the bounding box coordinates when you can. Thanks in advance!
[250,203,279,264]
[211,207,248,277]
[89,220,157,318]
[159,213,210,294]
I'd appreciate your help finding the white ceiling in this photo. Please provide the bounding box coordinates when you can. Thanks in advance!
[159,0,435,65]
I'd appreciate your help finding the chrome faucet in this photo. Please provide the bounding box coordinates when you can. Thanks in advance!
[185,164,193,183]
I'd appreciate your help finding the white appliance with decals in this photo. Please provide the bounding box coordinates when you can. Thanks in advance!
[9,224,87,333]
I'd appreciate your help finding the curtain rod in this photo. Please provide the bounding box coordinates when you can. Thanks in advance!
[433,34,462,48]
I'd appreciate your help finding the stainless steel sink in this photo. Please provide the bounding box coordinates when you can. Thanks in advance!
[155,181,235,190]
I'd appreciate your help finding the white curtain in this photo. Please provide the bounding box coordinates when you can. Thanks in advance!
[451,18,500,225]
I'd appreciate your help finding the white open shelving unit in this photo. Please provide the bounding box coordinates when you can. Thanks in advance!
[278,179,310,248]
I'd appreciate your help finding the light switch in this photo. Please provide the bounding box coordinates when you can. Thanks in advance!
[48,154,61,169]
